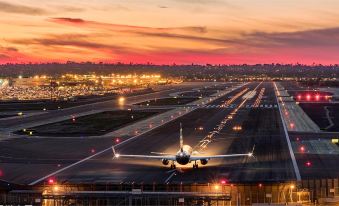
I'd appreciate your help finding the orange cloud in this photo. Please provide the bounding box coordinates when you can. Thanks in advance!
[48,17,207,34]
[0,1,47,15]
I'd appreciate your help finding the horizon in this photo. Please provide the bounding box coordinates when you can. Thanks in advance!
[1,0,339,65]
[1,61,339,67]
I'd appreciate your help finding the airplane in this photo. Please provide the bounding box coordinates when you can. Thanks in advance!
[112,123,255,169]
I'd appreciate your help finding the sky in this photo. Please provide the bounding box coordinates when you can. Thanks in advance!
[1,0,339,65]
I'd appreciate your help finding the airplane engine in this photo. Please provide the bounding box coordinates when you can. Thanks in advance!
[200,159,208,165]
[162,159,169,165]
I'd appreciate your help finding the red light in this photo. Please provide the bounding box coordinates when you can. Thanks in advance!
[297,95,301,99]
[220,179,227,184]
[48,178,55,184]
[306,94,311,100]
[115,138,120,143]
[290,123,295,128]
[300,146,305,152]
[230,184,234,187]
[306,161,312,167]
[315,95,320,101]
[296,137,300,141]
[258,183,263,187]
[91,149,95,153]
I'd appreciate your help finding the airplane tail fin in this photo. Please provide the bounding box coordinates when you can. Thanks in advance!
[180,123,183,151]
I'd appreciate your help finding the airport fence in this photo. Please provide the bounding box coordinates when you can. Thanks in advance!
[0,181,309,205]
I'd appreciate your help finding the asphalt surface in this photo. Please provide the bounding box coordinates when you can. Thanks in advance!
[0,82,220,132]
[278,81,339,179]
[290,132,339,179]
[0,82,236,184]
[2,82,320,186]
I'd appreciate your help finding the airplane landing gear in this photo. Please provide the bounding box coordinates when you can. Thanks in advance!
[193,161,199,169]
[170,162,176,169]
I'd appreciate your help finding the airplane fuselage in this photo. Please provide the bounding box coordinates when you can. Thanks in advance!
[175,145,192,165]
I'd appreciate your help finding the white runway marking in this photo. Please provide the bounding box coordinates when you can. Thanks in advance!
[164,171,176,183]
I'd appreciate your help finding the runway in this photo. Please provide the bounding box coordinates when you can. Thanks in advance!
[0,82,222,132]
[0,82,298,185]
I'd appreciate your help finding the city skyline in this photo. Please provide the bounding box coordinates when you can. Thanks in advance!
[1,0,339,65]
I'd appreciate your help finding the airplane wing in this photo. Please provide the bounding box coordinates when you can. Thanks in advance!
[112,146,176,160]
[190,153,252,161]
[115,154,176,160]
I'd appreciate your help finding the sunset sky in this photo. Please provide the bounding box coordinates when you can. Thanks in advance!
[1,0,339,64]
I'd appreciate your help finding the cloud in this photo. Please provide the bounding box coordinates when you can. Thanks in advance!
[140,26,339,49]
[0,1,47,15]
[0,45,29,63]
[56,6,85,13]
[52,17,85,24]
[8,34,130,56]
[243,27,339,49]
[0,54,10,59]
[48,17,207,34]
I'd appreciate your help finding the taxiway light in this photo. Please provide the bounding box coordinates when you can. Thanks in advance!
[306,94,311,101]
[332,139,338,144]
[48,178,55,184]
[29,131,33,135]
[53,186,59,192]
[118,97,125,105]
[305,161,312,167]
